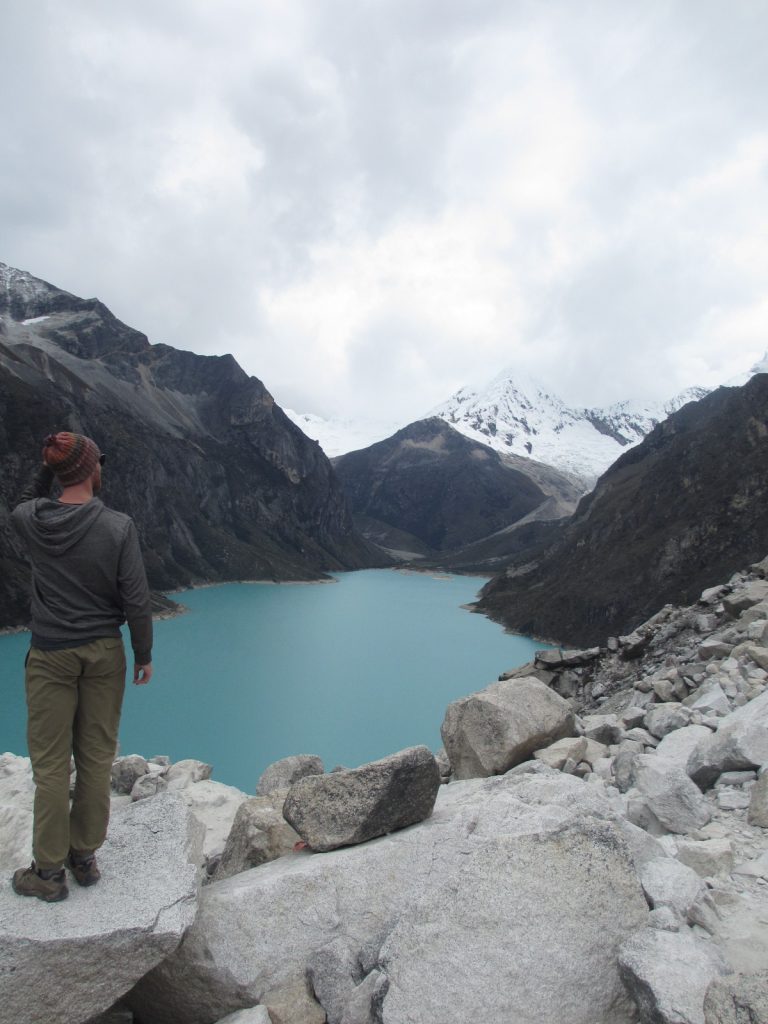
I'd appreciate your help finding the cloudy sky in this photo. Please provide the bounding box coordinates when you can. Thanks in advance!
[2,0,767,421]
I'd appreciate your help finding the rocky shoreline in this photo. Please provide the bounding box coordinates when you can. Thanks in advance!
[2,559,768,1023]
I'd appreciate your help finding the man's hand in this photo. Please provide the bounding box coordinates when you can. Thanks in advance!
[134,662,153,685]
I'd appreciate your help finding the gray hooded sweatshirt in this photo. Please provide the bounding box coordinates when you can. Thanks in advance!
[12,485,153,664]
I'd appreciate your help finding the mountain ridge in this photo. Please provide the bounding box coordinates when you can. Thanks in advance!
[288,358,766,482]
[0,261,383,628]
[476,374,768,646]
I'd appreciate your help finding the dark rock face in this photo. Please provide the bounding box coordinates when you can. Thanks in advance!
[333,418,547,554]
[477,376,768,646]
[0,263,382,627]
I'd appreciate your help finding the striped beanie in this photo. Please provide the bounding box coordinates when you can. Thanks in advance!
[42,432,101,487]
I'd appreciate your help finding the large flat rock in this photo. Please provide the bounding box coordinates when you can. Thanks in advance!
[0,794,202,1024]
[128,773,648,1024]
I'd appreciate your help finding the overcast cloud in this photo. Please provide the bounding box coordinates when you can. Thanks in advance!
[2,0,767,420]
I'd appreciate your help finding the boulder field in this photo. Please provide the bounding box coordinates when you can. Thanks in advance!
[1,559,768,1023]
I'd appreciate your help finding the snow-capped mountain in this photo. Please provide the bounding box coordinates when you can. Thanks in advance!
[430,371,711,482]
[288,351,767,483]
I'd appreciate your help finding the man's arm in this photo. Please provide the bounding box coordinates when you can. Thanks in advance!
[16,464,55,505]
[117,520,154,683]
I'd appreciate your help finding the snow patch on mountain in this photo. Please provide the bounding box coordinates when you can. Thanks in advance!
[283,410,400,458]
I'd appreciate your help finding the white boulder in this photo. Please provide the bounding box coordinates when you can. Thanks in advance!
[0,794,202,1024]
[687,691,768,788]
[128,773,648,1024]
[618,928,726,1024]
[441,676,575,779]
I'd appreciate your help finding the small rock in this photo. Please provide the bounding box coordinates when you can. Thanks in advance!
[704,971,768,1024]
[640,857,706,921]
[745,645,768,672]
[581,714,622,745]
[307,937,359,1024]
[653,678,677,702]
[748,772,768,827]
[131,774,168,801]
[111,755,149,795]
[434,747,452,781]
[624,727,659,747]
[165,759,213,791]
[716,770,757,786]
[675,838,735,878]
[732,852,768,879]
[533,736,588,771]
[621,707,647,730]
[614,742,643,793]
[632,756,712,835]
[687,690,768,789]
[689,683,731,717]
[746,619,768,642]
[256,754,325,797]
[647,906,682,932]
[645,703,692,739]
[698,638,735,661]
[716,788,752,811]
[655,726,713,773]
[618,928,726,1024]
[723,581,768,617]
[214,791,299,881]
[695,614,718,633]
[620,632,650,659]
[340,970,389,1024]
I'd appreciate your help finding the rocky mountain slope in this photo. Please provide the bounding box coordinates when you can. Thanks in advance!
[477,374,768,646]
[331,417,583,558]
[0,262,381,627]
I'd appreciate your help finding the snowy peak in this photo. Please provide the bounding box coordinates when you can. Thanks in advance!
[279,354,767,482]
[429,373,713,483]
[0,261,86,322]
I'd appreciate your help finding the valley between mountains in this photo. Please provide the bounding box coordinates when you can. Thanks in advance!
[2,260,768,1024]
[3,259,766,652]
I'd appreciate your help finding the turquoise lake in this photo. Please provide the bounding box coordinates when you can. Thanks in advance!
[0,569,548,792]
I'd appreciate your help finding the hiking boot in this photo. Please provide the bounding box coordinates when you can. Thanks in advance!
[66,849,100,887]
[12,862,68,902]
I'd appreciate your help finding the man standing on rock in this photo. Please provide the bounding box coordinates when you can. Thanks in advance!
[10,431,153,902]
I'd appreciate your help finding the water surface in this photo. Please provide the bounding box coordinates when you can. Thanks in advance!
[0,570,548,791]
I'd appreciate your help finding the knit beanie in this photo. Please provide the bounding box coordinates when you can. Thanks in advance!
[42,432,101,487]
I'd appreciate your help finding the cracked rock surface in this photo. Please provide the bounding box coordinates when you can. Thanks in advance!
[0,794,202,1024]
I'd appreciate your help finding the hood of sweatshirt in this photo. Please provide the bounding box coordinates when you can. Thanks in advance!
[16,497,107,555]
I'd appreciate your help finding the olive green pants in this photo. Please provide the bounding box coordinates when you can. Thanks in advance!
[25,638,126,870]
